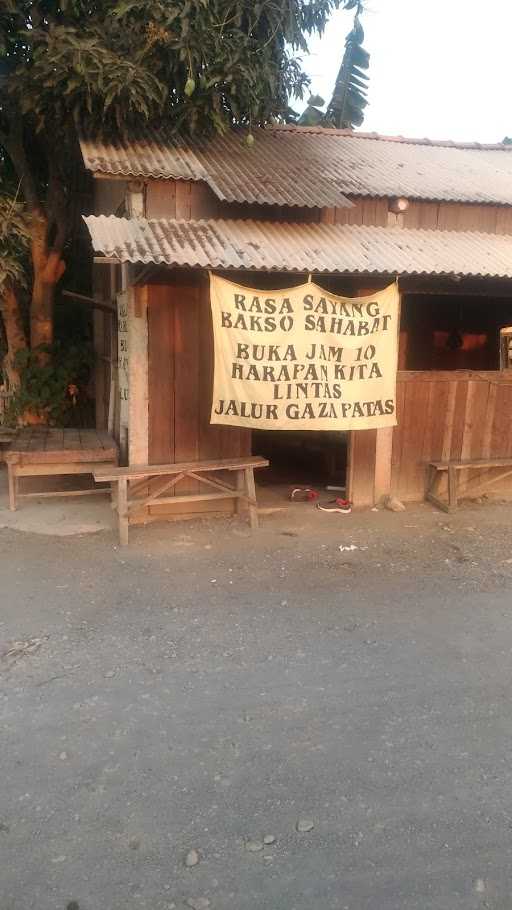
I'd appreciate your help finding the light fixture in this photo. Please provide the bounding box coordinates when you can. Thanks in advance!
[389,197,410,214]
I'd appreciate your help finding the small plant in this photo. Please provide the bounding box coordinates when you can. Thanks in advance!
[6,343,95,426]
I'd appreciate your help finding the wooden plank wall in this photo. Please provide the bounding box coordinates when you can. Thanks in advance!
[322,198,389,227]
[146,179,220,220]
[144,179,512,236]
[145,180,391,226]
[146,274,251,518]
[390,371,512,501]
[402,201,512,234]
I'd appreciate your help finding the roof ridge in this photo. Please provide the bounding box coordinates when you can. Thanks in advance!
[267,124,512,151]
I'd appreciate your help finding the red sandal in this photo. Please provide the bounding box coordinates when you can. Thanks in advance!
[290,487,319,502]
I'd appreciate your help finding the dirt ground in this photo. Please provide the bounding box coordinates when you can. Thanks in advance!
[2,497,512,910]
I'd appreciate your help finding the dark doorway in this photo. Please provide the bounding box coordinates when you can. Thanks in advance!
[253,429,348,489]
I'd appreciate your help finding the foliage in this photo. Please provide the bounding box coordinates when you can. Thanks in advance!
[1,0,352,142]
[297,94,327,127]
[6,342,95,425]
[0,193,30,369]
[0,0,355,391]
[326,1,369,129]
[0,194,30,293]
[294,2,370,130]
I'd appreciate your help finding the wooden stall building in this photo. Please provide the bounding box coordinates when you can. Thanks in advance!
[81,125,512,520]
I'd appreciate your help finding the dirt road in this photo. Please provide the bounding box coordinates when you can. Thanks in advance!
[2,502,512,909]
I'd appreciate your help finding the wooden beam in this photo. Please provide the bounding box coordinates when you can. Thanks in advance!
[128,473,186,515]
[94,456,269,481]
[62,290,116,313]
[141,491,238,505]
[17,488,108,500]
[128,286,149,466]
[374,427,394,502]
[398,370,512,382]
[93,173,129,181]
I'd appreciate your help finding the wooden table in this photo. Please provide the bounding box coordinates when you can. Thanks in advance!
[94,455,269,545]
[5,428,118,511]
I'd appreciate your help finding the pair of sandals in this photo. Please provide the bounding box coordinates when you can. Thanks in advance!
[290,488,352,513]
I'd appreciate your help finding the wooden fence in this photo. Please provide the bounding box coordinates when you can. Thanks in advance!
[391,370,512,501]
[348,370,512,505]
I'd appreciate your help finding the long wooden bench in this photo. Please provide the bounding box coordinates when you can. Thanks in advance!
[94,455,269,545]
[426,456,512,512]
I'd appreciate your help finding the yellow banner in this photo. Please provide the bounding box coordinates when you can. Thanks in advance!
[209,274,399,431]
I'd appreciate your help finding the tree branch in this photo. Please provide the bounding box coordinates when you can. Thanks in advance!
[46,143,69,255]
[0,114,42,216]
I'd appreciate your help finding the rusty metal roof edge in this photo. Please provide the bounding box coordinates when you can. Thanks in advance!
[89,166,351,209]
[83,215,512,280]
[84,213,512,239]
[88,167,512,207]
[267,124,512,151]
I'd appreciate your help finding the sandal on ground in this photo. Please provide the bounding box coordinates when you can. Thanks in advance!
[316,498,352,513]
[290,487,319,501]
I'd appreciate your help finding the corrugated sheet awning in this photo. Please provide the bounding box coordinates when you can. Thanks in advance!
[84,215,512,279]
[79,125,512,207]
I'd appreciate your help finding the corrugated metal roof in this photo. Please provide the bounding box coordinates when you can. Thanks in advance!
[84,214,512,279]
[80,128,353,209]
[270,125,512,150]
[79,125,512,207]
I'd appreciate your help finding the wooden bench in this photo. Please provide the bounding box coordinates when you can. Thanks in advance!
[93,455,269,545]
[426,457,512,512]
[5,428,118,511]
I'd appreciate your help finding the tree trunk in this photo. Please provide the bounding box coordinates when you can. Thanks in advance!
[30,217,66,352]
[2,122,67,366]
[0,284,27,389]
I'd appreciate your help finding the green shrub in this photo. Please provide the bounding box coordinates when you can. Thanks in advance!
[7,343,95,426]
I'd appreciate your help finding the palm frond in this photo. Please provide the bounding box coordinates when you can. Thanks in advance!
[326,8,370,130]
[297,94,328,126]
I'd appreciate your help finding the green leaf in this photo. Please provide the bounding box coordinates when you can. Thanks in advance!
[326,10,370,129]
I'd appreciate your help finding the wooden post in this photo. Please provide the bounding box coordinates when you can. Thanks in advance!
[7,463,17,511]
[110,480,118,511]
[374,426,394,503]
[346,282,401,507]
[235,468,245,515]
[448,465,457,511]
[244,467,258,529]
[117,477,129,545]
[346,429,378,507]
[128,285,149,466]
[93,309,107,430]
[117,290,130,463]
